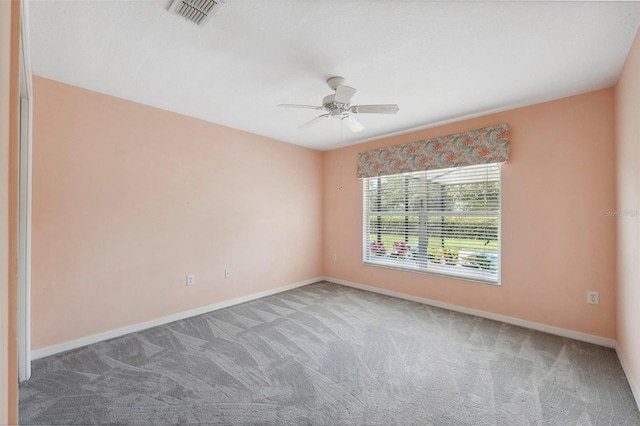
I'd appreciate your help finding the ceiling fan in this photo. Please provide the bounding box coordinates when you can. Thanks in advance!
[278,76,399,132]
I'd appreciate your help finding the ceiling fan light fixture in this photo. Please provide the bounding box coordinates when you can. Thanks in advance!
[330,108,343,118]
[342,115,365,132]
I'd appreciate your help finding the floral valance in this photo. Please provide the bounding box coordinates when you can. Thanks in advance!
[357,123,510,178]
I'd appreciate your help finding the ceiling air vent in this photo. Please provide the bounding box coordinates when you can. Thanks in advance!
[167,0,224,26]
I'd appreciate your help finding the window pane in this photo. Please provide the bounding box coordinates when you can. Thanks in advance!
[363,163,500,283]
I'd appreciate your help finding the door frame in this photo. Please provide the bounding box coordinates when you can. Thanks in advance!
[17,0,32,383]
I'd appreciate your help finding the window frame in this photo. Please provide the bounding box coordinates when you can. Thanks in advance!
[362,164,502,285]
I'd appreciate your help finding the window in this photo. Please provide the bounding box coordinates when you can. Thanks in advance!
[363,163,501,284]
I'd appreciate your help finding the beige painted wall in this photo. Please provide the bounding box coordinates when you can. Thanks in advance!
[324,89,617,338]
[31,76,324,349]
[1,0,20,423]
[615,27,640,399]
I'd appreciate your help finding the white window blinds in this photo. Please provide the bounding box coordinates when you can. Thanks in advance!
[363,163,501,283]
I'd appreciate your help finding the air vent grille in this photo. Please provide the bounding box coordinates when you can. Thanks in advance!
[167,0,223,26]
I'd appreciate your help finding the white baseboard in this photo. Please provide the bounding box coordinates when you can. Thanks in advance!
[322,276,617,348]
[616,345,640,410]
[31,277,323,360]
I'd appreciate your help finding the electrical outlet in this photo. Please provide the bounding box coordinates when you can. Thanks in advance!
[186,274,195,286]
[332,254,337,261]
[587,291,599,305]
[225,268,231,279]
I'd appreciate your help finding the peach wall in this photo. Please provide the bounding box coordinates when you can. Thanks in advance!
[0,3,11,423]
[1,0,19,423]
[615,27,640,400]
[31,76,323,349]
[324,88,617,338]
[0,2,11,424]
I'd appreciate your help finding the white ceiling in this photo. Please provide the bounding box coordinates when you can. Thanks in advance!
[28,1,640,151]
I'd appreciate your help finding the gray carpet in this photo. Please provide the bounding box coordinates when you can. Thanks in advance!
[19,281,640,425]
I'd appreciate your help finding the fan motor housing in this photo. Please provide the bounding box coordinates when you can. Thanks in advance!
[322,94,348,116]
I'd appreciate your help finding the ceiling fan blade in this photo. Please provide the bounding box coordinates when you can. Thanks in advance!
[334,85,357,104]
[350,104,400,114]
[299,114,330,129]
[342,115,365,132]
[278,104,323,110]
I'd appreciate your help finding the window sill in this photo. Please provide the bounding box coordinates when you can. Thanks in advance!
[363,258,501,285]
